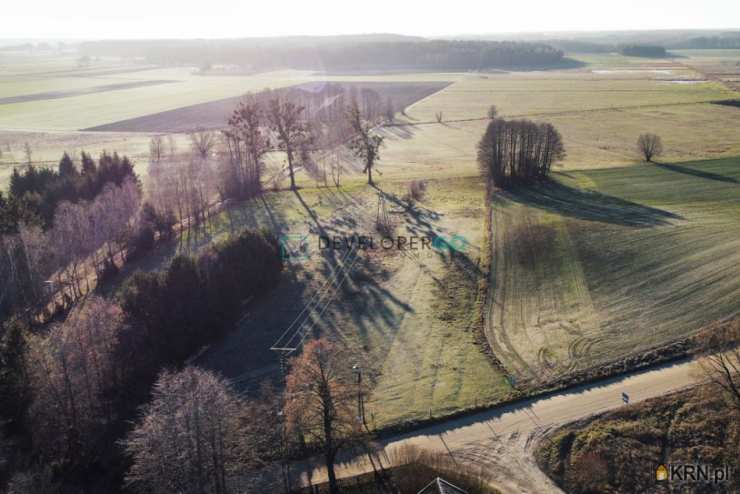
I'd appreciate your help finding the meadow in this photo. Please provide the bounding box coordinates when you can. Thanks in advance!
[487,158,740,384]
[2,49,739,184]
[2,47,739,426]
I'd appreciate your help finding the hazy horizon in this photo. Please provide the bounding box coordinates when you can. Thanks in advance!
[3,0,740,40]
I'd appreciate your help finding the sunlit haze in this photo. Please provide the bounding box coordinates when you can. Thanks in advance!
[3,0,740,39]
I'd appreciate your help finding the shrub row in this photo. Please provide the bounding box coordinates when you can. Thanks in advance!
[121,230,283,364]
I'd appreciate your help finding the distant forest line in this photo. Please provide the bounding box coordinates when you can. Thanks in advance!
[79,39,567,71]
[547,37,740,54]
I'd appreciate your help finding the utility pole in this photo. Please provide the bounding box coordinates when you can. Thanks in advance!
[352,364,367,431]
[375,192,389,233]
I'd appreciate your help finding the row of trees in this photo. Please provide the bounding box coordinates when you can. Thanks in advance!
[24,297,125,467]
[1,177,140,321]
[3,151,136,230]
[121,230,283,364]
[189,86,384,205]
[619,44,667,57]
[147,152,214,241]
[144,84,386,230]
[0,228,285,490]
[679,36,740,49]
[477,107,565,187]
[80,39,566,71]
[122,338,367,494]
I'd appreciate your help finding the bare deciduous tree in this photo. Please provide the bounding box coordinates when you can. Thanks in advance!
[435,111,443,123]
[385,97,395,122]
[637,133,663,162]
[149,136,164,164]
[346,102,384,186]
[123,366,247,494]
[25,296,123,465]
[167,134,177,158]
[268,97,312,191]
[222,97,271,199]
[190,128,217,160]
[330,151,343,188]
[284,338,360,494]
[360,88,382,121]
[698,319,740,414]
[7,224,54,313]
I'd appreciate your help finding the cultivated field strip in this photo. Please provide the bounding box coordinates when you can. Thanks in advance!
[486,158,740,384]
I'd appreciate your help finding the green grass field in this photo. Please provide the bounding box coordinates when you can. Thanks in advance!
[2,48,739,426]
[487,157,740,383]
[2,49,739,187]
[0,67,310,130]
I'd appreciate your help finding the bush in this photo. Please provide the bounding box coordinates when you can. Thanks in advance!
[406,180,428,203]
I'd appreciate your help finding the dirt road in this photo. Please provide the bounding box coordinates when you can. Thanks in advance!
[294,357,699,493]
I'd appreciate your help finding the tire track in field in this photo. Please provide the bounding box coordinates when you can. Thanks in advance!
[486,195,607,384]
[485,199,537,380]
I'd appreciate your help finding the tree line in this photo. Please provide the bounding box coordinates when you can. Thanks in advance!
[0,86,388,493]
[0,229,284,491]
[618,44,667,57]
[676,36,740,49]
[121,230,282,364]
[1,191,385,493]
[477,106,565,187]
[1,153,140,323]
[3,151,136,231]
[157,84,386,213]
[80,39,566,71]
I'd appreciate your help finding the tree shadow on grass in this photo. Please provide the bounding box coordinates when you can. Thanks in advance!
[379,124,418,141]
[288,187,415,360]
[196,186,416,392]
[655,162,739,184]
[502,179,682,227]
[372,183,484,298]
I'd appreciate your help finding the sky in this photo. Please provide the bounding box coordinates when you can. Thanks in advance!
[2,0,739,39]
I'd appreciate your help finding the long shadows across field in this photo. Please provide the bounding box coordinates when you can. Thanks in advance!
[655,162,740,184]
[503,179,682,227]
[372,183,483,300]
[284,187,415,361]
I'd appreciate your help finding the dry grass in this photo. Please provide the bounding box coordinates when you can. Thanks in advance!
[536,384,740,493]
[3,49,739,429]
